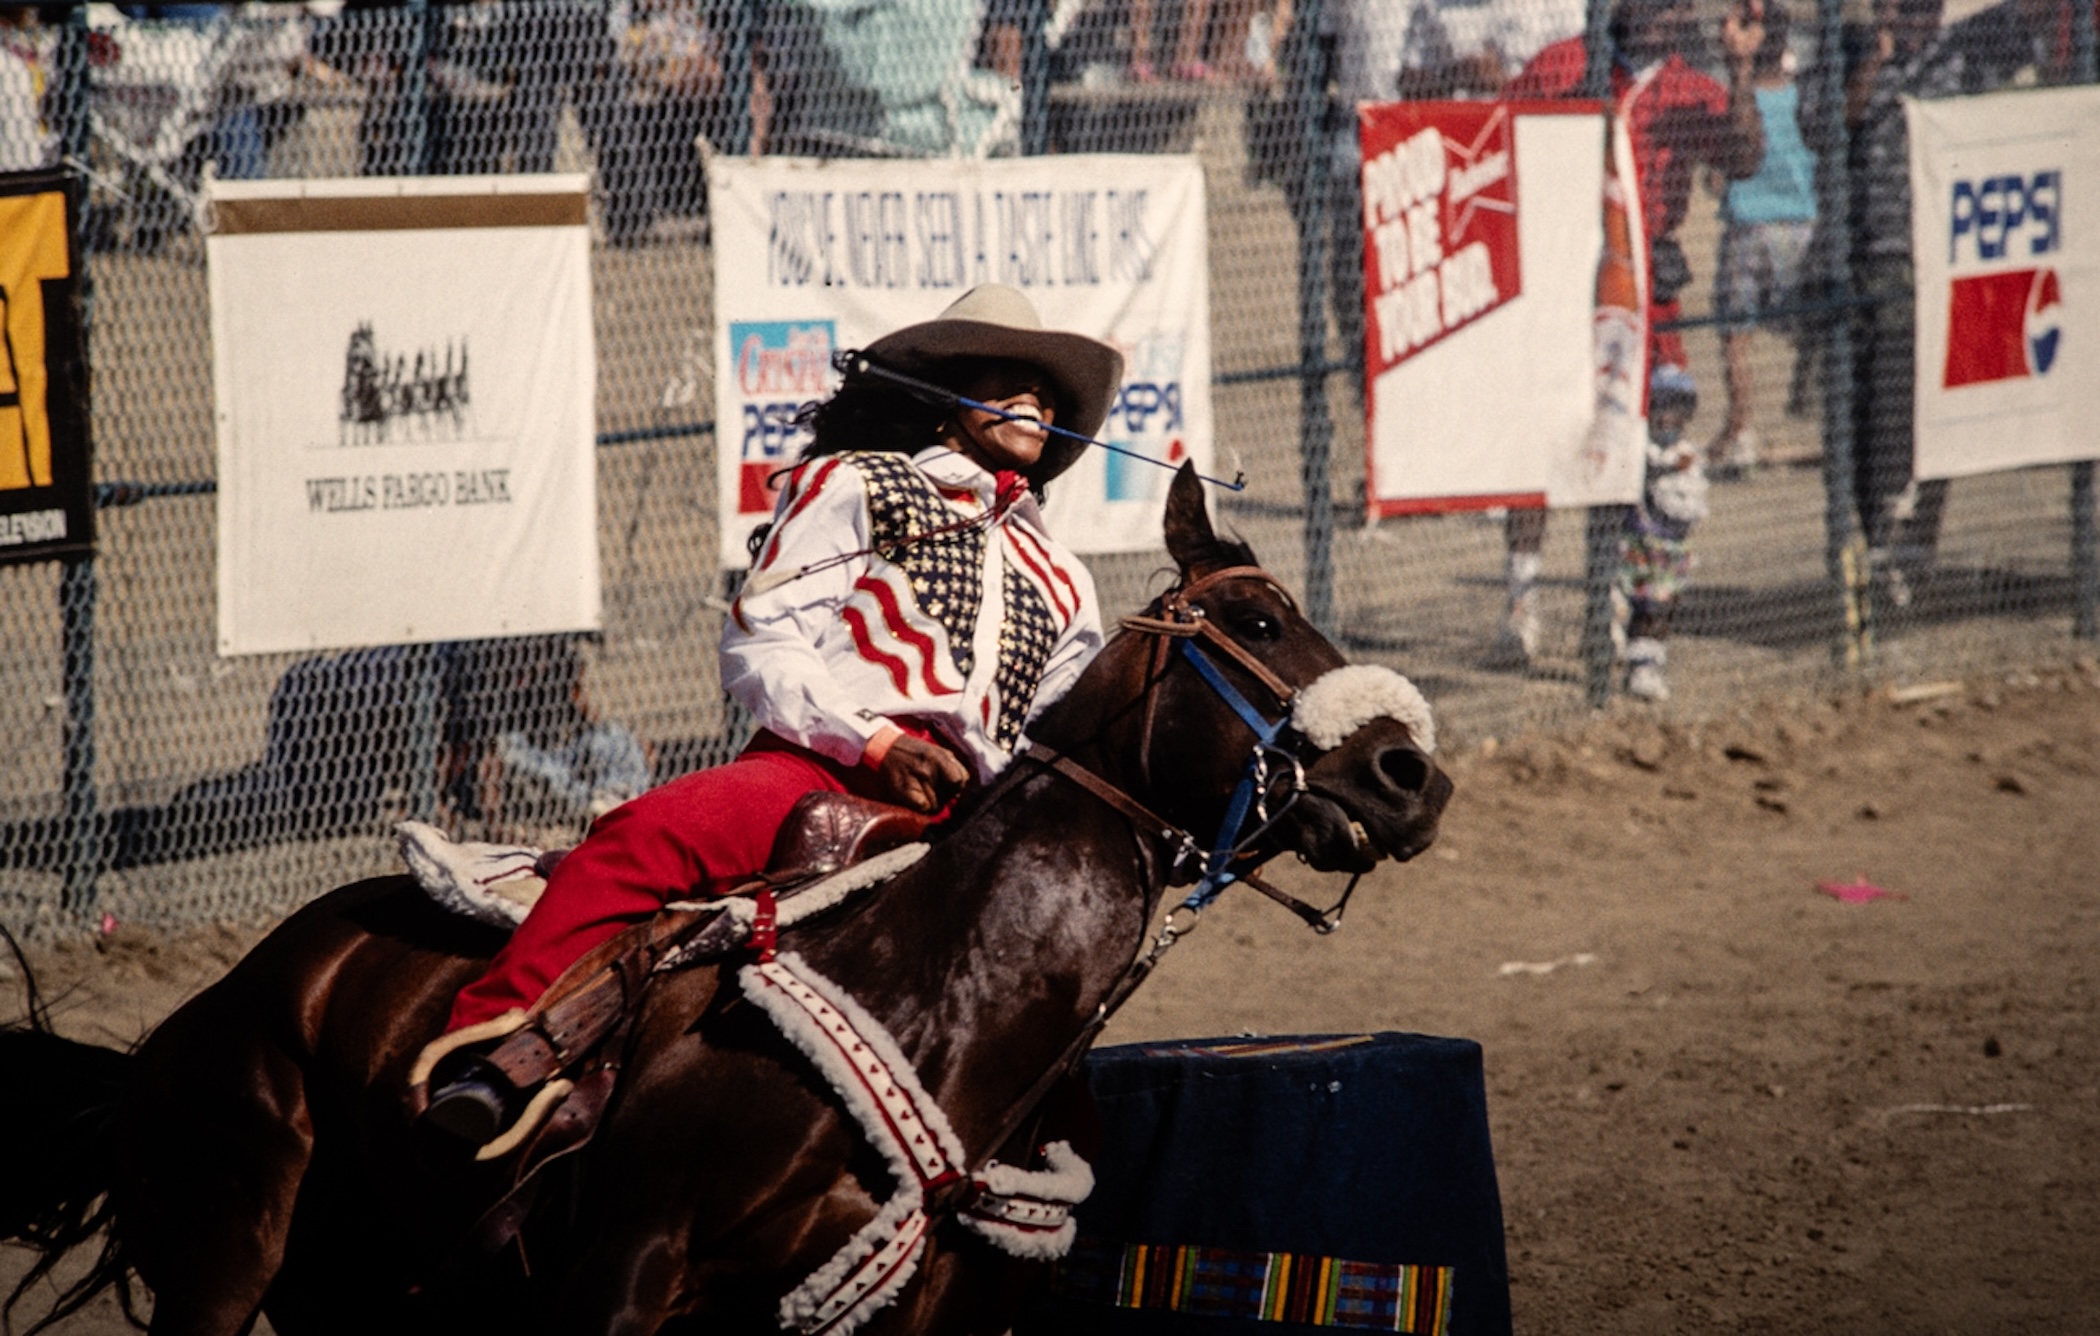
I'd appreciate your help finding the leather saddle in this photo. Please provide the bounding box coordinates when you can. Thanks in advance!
[407,791,931,1157]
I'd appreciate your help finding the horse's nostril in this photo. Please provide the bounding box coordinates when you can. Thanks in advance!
[1377,746,1432,794]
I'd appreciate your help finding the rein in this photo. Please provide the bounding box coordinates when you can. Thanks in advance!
[965,566,1372,1178]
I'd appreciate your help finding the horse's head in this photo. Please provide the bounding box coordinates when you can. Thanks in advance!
[1034,466,1450,882]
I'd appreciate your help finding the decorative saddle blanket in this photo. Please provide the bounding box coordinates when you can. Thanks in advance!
[396,821,1092,1336]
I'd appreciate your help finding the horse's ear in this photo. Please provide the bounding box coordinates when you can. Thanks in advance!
[1162,462,1215,575]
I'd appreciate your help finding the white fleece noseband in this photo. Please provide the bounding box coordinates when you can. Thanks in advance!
[1290,664,1436,755]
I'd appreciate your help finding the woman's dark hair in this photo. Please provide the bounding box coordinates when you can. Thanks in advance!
[792,355,1067,472]
[1754,0,1790,74]
[749,357,1068,562]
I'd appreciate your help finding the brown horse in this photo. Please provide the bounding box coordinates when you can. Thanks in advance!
[2,467,1450,1335]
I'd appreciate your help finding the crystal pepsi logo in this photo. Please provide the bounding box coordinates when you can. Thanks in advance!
[1943,171,2062,390]
[732,319,835,514]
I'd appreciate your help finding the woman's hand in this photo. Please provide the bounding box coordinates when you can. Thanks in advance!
[878,734,970,813]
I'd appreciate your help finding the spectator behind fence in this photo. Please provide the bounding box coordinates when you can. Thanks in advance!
[158,635,648,861]
[317,2,654,242]
[1798,0,2082,608]
[1708,0,1812,480]
[619,0,732,234]
[442,634,653,827]
[1618,365,1710,700]
[1393,0,1588,98]
[1491,0,1766,670]
[1281,0,1584,425]
[0,6,53,172]
[1129,0,1213,81]
[756,0,1014,157]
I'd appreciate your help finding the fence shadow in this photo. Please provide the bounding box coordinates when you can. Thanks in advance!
[1680,565,2077,650]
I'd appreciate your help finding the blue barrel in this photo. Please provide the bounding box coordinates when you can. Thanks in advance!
[1018,1032,1510,1336]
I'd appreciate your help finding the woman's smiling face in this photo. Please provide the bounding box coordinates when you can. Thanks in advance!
[946,361,1062,473]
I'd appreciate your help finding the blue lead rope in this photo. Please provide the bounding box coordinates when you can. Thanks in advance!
[1176,638,1294,912]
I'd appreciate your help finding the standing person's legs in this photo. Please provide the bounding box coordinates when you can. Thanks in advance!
[1853,255,1940,603]
[1494,507,1550,665]
[1711,223,1760,474]
[1328,136,1364,401]
[1853,255,1910,546]
[1618,511,1695,701]
[1130,0,1158,79]
[1170,0,1214,78]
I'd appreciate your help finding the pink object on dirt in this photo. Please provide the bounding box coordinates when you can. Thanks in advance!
[1815,875,1907,904]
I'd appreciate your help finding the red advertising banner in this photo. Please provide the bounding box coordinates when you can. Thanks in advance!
[1359,102,1644,517]
[1359,102,1522,381]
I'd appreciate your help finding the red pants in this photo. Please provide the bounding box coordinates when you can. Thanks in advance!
[446,731,899,1031]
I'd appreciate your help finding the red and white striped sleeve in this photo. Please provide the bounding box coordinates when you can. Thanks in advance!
[720,458,888,767]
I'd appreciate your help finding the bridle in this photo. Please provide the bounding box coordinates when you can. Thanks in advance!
[1021,563,1369,938]
[974,565,1378,1174]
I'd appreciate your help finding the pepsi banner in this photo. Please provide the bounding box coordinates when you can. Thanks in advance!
[1909,86,2100,480]
[206,176,600,655]
[707,154,1213,563]
[1360,103,1646,518]
[0,169,91,564]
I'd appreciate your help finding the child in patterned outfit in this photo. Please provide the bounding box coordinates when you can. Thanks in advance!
[423,285,1121,1145]
[1619,364,1707,701]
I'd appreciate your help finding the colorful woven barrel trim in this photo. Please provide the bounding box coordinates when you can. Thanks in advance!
[1052,1236,1453,1333]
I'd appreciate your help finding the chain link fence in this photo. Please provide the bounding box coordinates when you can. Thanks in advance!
[0,0,2092,935]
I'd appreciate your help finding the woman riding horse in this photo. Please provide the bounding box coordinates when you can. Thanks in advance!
[422,284,1124,1147]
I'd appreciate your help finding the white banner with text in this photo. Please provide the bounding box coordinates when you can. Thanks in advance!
[1361,102,1645,517]
[1909,86,2100,480]
[708,153,1213,564]
[207,175,599,656]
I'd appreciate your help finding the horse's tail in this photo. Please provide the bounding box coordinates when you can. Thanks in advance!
[0,931,142,1334]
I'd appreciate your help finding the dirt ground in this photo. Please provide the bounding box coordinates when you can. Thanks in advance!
[6,664,2099,1334]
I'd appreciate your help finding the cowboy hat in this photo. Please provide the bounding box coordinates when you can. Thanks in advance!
[860,284,1125,484]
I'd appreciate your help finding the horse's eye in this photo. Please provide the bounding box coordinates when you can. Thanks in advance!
[1232,609,1281,641]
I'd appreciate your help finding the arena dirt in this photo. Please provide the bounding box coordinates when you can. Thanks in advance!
[8,665,2099,1333]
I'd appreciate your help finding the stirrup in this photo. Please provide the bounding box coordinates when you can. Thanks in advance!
[410,1010,575,1160]
[423,1056,576,1161]
[424,1054,518,1145]
[470,1077,576,1162]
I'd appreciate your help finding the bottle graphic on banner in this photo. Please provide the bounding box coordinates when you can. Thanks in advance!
[1578,114,1648,489]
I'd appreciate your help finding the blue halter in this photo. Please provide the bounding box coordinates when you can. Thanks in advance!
[1174,637,1305,911]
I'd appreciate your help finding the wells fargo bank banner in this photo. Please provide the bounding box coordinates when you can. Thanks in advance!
[1361,102,1645,517]
[1909,86,2100,480]
[206,175,599,655]
[707,154,1213,564]
[0,169,91,563]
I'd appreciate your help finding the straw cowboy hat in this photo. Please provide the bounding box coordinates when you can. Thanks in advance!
[861,284,1125,483]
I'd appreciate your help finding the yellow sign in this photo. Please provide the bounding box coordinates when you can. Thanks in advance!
[0,190,71,492]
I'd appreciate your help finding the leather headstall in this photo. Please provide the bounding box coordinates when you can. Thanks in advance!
[1123,565,1300,789]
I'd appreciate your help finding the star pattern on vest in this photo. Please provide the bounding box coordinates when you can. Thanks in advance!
[993,563,1058,749]
[850,452,988,679]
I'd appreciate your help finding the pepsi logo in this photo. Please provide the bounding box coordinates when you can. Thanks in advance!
[1944,267,2061,389]
[2026,267,2061,376]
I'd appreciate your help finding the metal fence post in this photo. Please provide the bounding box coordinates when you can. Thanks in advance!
[1289,0,1336,637]
[53,8,101,915]
[1021,0,1051,157]
[723,0,756,154]
[1813,0,1864,668]
[404,0,433,174]
[2072,0,2098,640]
[409,645,445,821]
[1577,0,1623,708]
